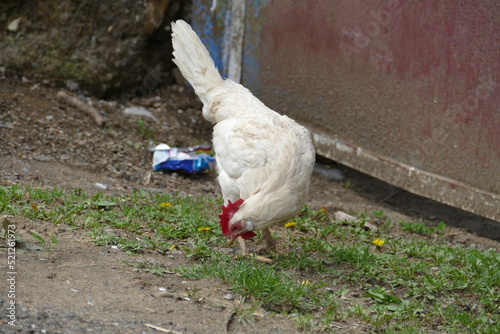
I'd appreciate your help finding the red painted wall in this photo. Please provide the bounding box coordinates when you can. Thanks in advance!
[243,0,499,194]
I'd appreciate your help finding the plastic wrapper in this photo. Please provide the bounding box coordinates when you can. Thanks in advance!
[151,144,215,173]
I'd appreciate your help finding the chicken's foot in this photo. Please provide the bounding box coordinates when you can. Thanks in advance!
[232,237,273,263]
[257,228,287,257]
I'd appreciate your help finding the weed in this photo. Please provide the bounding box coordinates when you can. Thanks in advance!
[400,221,446,235]
[137,118,155,140]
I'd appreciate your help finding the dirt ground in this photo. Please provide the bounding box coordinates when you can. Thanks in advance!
[1,76,499,334]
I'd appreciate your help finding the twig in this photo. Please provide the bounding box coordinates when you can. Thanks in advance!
[254,255,273,263]
[380,188,400,203]
[144,171,152,185]
[56,91,105,126]
[144,323,184,334]
[225,311,236,334]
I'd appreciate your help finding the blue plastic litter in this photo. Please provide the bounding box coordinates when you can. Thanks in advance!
[151,144,215,173]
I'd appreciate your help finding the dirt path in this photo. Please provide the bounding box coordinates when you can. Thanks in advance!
[1,77,498,333]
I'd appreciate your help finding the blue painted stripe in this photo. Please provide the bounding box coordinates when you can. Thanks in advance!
[192,0,229,76]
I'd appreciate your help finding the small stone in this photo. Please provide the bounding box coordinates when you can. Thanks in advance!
[94,183,108,190]
[65,80,80,91]
[123,106,158,121]
[334,211,356,222]
[7,18,22,32]
[158,291,176,298]
[314,164,345,181]
[34,155,52,162]
[65,312,76,318]
[224,293,234,301]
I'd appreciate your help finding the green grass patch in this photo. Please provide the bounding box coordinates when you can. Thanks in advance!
[0,185,498,333]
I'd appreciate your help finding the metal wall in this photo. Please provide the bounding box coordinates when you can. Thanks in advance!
[193,0,499,222]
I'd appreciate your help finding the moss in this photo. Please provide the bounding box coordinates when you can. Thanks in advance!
[2,34,91,83]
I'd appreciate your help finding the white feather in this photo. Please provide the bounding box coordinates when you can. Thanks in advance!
[171,20,315,232]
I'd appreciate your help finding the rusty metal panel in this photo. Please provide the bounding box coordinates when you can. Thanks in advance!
[193,0,499,222]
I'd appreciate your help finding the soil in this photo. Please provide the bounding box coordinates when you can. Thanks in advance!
[1,76,499,334]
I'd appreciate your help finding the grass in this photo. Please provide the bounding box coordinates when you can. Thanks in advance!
[0,185,499,333]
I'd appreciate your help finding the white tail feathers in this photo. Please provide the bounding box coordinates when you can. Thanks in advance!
[171,20,224,105]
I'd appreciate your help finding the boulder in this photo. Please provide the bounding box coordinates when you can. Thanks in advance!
[0,0,186,97]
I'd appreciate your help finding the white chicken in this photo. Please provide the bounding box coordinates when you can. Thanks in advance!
[171,20,315,259]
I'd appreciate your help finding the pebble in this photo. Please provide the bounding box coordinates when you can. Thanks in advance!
[123,106,158,121]
[313,164,345,181]
[65,312,76,319]
[333,211,356,222]
[34,155,52,162]
[158,291,176,298]
[224,293,234,301]
[7,17,21,32]
[94,183,108,190]
[65,80,80,91]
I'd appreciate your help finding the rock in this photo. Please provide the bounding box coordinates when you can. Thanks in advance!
[123,106,158,121]
[94,183,108,190]
[224,293,234,301]
[65,312,76,319]
[363,221,378,231]
[333,211,356,221]
[66,80,80,91]
[313,164,345,181]
[158,291,176,298]
[34,155,52,162]
[0,0,182,97]
[7,17,22,32]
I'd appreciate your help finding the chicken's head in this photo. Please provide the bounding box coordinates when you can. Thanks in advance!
[218,199,256,241]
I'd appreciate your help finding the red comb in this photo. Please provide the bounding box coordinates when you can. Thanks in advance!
[218,199,244,236]
[218,199,256,239]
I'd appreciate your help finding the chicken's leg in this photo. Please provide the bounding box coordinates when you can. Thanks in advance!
[233,236,273,263]
[261,228,276,251]
[237,236,249,257]
[258,228,286,257]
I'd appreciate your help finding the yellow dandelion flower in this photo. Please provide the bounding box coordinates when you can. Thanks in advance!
[198,227,211,232]
[372,239,385,247]
[160,202,172,207]
[319,208,327,214]
[301,280,311,286]
[284,222,297,228]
